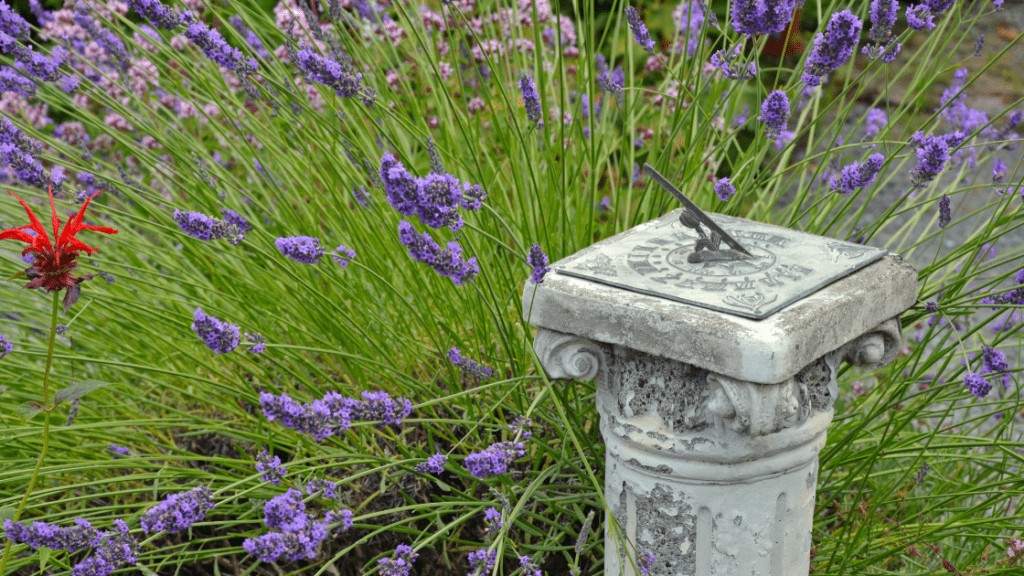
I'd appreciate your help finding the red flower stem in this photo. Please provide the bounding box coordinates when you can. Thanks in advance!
[0,291,61,573]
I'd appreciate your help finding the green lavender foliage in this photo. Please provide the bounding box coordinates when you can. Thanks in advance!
[0,0,1021,574]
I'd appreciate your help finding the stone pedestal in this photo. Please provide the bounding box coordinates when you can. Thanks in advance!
[523,213,917,576]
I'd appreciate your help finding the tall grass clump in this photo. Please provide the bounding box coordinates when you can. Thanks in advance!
[0,0,1021,574]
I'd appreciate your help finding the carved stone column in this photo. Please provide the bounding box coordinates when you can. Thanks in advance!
[523,212,917,576]
[533,320,901,576]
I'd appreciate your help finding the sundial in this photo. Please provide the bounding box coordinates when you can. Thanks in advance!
[553,165,888,320]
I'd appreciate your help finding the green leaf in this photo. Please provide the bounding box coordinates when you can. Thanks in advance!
[4,270,26,281]
[17,402,42,419]
[37,547,50,568]
[54,380,110,404]
[0,506,15,522]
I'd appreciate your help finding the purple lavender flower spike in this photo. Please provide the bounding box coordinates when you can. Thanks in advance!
[714,178,736,201]
[982,345,1012,389]
[938,194,951,228]
[230,15,270,58]
[191,307,240,354]
[353,185,371,206]
[58,74,79,94]
[275,236,324,264]
[295,46,362,98]
[992,158,1006,183]
[597,69,623,94]
[243,510,335,563]
[108,444,130,458]
[963,373,991,398]
[174,209,217,241]
[865,108,887,137]
[527,243,550,283]
[28,0,50,26]
[468,548,498,575]
[863,0,901,61]
[924,0,956,15]
[127,0,180,30]
[174,209,246,244]
[140,485,215,534]
[0,2,29,39]
[519,74,542,125]
[3,518,100,552]
[397,221,479,285]
[906,4,935,31]
[377,544,419,576]
[463,441,525,478]
[460,182,487,210]
[830,153,884,195]
[759,90,790,139]
[0,66,35,97]
[351,390,413,427]
[803,11,862,87]
[625,6,655,53]
[710,44,756,80]
[243,532,287,563]
[220,208,250,234]
[72,3,130,71]
[730,0,797,37]
[415,452,448,474]
[910,131,953,186]
[306,479,337,499]
[639,550,657,575]
[676,1,707,56]
[260,391,336,440]
[448,346,494,380]
[416,172,463,230]
[256,449,286,484]
[331,509,355,533]
[868,0,898,44]
[520,556,543,576]
[333,244,356,268]
[263,489,307,532]
[381,153,419,216]
[184,20,257,74]
[937,69,994,136]
[483,507,503,532]
[0,334,11,359]
[70,519,137,576]
[0,117,45,187]
[14,46,66,83]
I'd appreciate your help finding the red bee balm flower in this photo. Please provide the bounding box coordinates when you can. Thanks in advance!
[0,187,117,310]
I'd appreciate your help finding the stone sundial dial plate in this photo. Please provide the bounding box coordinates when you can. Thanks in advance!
[552,210,887,320]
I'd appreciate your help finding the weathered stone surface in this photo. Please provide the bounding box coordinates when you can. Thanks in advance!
[523,213,916,384]
[536,327,901,576]
[553,210,888,319]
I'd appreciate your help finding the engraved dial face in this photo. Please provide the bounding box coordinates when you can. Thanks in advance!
[657,235,776,277]
[552,211,887,320]
[625,226,804,315]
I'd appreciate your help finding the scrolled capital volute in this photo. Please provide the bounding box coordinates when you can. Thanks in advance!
[533,328,607,383]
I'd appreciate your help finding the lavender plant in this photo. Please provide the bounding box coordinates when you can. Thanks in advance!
[0,0,1021,574]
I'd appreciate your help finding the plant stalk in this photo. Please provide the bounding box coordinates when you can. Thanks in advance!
[0,291,61,573]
